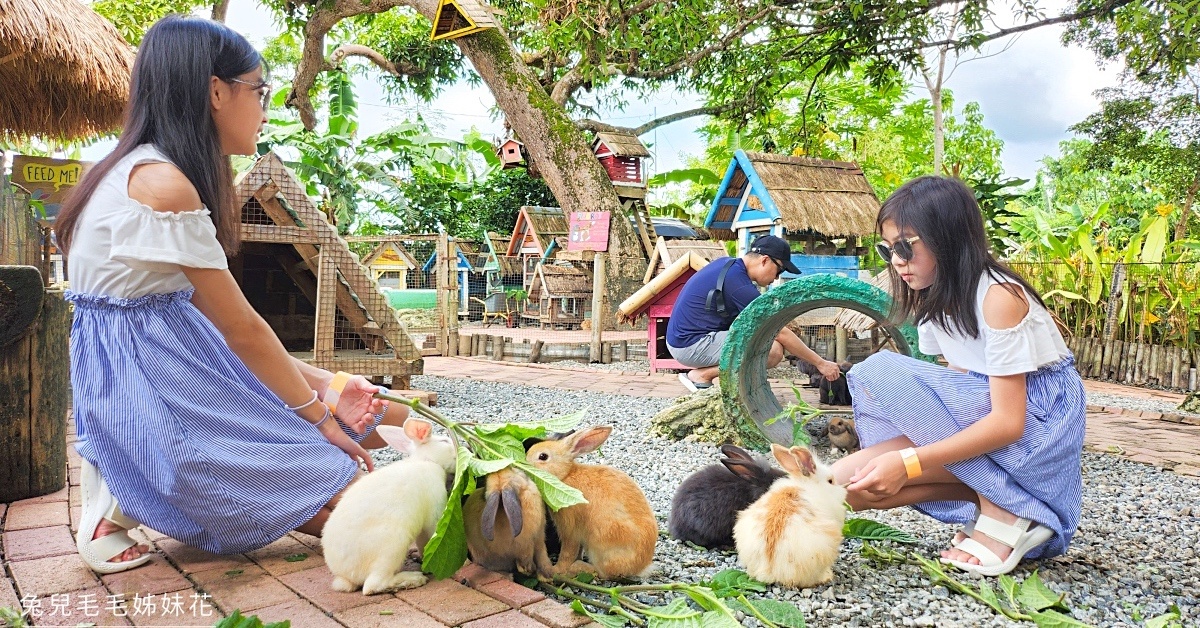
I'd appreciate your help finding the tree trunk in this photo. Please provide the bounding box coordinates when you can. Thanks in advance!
[211,0,230,22]
[1173,170,1200,241]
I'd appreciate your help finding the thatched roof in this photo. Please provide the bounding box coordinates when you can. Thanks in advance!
[0,0,133,141]
[537,264,591,298]
[593,132,650,158]
[832,270,893,333]
[706,151,879,241]
[644,237,729,283]
[506,206,568,256]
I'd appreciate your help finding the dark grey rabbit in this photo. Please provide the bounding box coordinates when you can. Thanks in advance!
[668,444,786,548]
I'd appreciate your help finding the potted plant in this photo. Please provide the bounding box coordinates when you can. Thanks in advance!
[504,288,528,328]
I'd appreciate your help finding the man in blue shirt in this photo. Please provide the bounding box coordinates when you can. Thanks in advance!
[667,235,841,391]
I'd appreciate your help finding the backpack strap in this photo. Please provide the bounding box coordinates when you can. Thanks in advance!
[705,258,739,321]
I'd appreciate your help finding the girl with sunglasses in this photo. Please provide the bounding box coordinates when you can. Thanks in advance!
[55,15,409,574]
[831,176,1085,577]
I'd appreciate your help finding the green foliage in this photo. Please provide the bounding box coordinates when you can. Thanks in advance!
[1145,604,1184,628]
[763,386,827,446]
[0,606,28,628]
[213,610,291,628]
[913,555,1095,627]
[92,0,207,44]
[842,518,918,544]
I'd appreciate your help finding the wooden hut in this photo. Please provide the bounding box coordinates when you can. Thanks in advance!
[505,206,569,289]
[524,264,591,329]
[644,237,729,283]
[592,131,650,189]
[617,253,720,373]
[0,0,133,142]
[233,153,424,386]
[482,231,523,293]
[496,138,525,168]
[422,244,476,315]
[703,150,878,278]
[363,241,419,290]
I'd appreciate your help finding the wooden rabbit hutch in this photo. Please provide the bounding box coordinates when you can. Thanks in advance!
[525,264,592,329]
[232,153,423,387]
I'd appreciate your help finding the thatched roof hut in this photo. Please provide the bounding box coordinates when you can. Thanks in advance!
[0,0,133,141]
[505,206,569,256]
[704,150,879,241]
[537,264,592,298]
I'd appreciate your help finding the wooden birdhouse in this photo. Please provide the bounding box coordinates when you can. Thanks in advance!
[496,138,525,169]
[430,0,496,41]
[592,131,650,187]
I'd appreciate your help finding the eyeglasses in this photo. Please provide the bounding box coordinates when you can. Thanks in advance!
[875,235,921,262]
[750,247,787,277]
[226,78,271,109]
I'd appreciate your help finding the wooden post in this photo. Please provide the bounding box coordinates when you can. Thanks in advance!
[435,233,451,356]
[314,249,337,360]
[835,326,849,363]
[447,236,461,356]
[602,341,613,364]
[492,335,505,361]
[529,339,544,363]
[458,332,471,356]
[590,253,607,363]
[0,291,69,502]
[617,339,629,362]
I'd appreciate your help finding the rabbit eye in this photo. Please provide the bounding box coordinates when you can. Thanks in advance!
[538,452,549,461]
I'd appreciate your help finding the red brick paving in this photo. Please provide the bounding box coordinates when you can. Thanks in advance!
[2,369,1196,627]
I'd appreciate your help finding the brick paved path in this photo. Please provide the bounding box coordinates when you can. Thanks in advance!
[3,359,1196,626]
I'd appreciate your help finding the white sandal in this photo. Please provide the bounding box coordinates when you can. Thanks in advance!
[76,459,152,574]
[950,507,979,547]
[941,513,1053,577]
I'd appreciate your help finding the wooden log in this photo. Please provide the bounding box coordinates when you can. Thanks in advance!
[0,291,69,502]
[1091,338,1104,377]
[602,341,613,364]
[458,332,471,357]
[1170,347,1181,389]
[590,253,606,363]
[617,339,629,362]
[1076,338,1090,376]
[1148,344,1159,385]
[1118,341,1130,383]
[1100,339,1114,379]
[529,339,544,363]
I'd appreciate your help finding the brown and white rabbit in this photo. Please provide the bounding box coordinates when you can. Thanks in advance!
[525,426,656,579]
[463,466,552,576]
[733,444,846,588]
[322,419,456,595]
[826,416,859,453]
[668,444,785,548]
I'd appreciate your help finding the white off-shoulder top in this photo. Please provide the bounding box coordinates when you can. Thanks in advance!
[917,271,1071,376]
[68,144,228,298]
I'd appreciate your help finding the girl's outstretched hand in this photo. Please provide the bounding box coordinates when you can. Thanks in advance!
[329,375,386,435]
[845,450,907,498]
[318,419,375,473]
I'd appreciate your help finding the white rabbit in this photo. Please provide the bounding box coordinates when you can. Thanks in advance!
[322,419,456,595]
[733,444,846,588]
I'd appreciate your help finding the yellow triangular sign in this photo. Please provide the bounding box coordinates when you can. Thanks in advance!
[430,0,496,41]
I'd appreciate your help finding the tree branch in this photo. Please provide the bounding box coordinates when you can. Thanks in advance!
[328,44,425,77]
[575,101,748,136]
[916,0,1135,49]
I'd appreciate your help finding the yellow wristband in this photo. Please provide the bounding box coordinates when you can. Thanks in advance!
[899,447,922,479]
[324,371,353,413]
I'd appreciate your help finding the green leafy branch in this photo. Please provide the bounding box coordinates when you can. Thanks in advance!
[539,569,807,628]
[373,392,589,580]
[763,385,830,446]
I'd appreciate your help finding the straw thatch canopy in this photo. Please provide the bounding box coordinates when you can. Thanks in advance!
[537,264,591,298]
[593,132,650,158]
[707,152,878,240]
[0,0,133,141]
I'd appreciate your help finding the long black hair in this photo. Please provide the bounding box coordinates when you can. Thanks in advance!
[57,15,262,256]
[880,176,1045,339]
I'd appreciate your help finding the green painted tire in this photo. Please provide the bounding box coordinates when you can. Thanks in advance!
[718,273,931,450]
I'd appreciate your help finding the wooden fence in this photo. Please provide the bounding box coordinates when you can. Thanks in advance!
[1066,335,1198,390]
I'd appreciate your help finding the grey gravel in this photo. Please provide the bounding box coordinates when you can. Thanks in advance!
[370,375,1199,628]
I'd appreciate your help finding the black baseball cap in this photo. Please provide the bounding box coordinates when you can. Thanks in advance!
[749,235,801,274]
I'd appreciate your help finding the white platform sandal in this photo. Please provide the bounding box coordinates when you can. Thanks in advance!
[76,459,152,574]
[940,513,1053,577]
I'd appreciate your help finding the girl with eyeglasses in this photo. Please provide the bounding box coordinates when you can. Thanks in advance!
[830,176,1085,577]
[54,15,408,574]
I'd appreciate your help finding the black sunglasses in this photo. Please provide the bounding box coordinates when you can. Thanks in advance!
[875,235,921,262]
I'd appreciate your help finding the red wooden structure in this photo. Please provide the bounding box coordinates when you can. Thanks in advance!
[591,131,650,186]
[615,253,719,373]
[496,138,525,168]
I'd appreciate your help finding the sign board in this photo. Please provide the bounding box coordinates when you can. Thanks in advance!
[567,211,610,252]
[10,155,91,221]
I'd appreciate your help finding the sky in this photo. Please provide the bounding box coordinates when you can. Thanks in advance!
[85,1,1122,183]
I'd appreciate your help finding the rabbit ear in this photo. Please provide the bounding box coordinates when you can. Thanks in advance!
[772,444,817,477]
[565,426,612,456]
[719,444,754,462]
[721,458,765,482]
[501,487,523,538]
[403,418,433,444]
[376,424,415,454]
[481,491,500,542]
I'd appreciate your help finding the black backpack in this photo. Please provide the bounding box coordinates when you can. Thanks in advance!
[704,258,738,323]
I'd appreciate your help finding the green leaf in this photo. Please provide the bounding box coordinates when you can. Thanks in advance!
[977,580,1004,613]
[283,553,309,563]
[705,569,767,595]
[1027,608,1092,628]
[646,598,704,628]
[474,430,528,462]
[213,611,290,628]
[1145,604,1182,628]
[469,457,513,477]
[998,574,1020,608]
[569,600,627,627]
[1017,571,1069,612]
[421,446,473,579]
[512,461,586,510]
[1139,215,1168,263]
[647,167,721,187]
[842,518,918,544]
[729,598,807,628]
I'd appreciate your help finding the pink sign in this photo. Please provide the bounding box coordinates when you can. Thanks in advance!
[567,211,610,252]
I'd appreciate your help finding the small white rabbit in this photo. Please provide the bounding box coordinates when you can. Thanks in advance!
[733,444,846,588]
[322,419,456,595]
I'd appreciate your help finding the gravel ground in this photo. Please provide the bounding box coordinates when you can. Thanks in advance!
[372,376,1198,628]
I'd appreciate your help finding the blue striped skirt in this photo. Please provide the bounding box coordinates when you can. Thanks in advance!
[67,289,384,554]
[847,351,1086,558]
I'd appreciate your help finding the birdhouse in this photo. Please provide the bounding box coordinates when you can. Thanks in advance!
[591,131,650,187]
[430,0,496,41]
[496,138,525,169]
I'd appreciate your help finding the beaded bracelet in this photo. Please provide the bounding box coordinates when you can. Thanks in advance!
[285,390,320,412]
